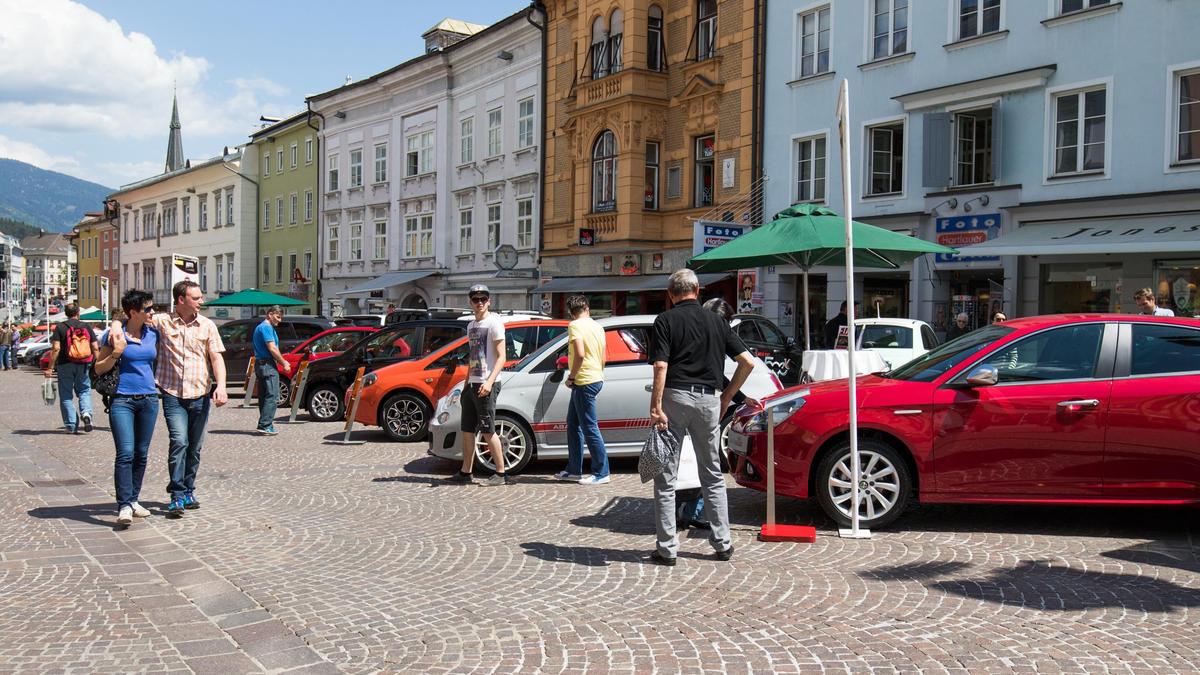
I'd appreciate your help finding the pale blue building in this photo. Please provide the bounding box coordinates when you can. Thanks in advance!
[761,0,1200,342]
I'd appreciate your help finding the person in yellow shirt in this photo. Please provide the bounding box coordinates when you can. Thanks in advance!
[555,295,610,485]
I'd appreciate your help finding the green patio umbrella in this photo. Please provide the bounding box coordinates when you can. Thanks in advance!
[688,203,956,350]
[79,310,107,321]
[203,288,306,307]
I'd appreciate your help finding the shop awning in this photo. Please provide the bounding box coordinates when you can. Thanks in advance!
[961,213,1200,256]
[539,273,732,293]
[335,270,436,296]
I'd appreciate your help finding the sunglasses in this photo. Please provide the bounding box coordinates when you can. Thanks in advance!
[141,305,155,313]
[469,296,490,304]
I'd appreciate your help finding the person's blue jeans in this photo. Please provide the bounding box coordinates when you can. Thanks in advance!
[110,395,159,509]
[0,345,10,369]
[162,393,211,500]
[565,381,608,478]
[56,362,93,431]
[255,362,280,430]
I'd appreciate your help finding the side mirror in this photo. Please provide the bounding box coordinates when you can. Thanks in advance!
[963,364,998,387]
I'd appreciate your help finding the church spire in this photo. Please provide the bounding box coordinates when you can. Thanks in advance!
[164,90,184,173]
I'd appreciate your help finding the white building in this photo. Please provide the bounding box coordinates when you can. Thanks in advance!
[0,232,25,321]
[308,10,542,315]
[20,231,74,315]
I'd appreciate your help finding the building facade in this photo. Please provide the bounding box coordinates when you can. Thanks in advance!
[762,0,1200,342]
[247,112,320,315]
[540,0,766,317]
[69,214,119,315]
[20,232,74,317]
[309,11,542,316]
[0,233,24,322]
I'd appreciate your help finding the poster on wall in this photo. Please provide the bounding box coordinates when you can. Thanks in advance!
[737,269,761,314]
[934,214,1002,269]
[780,301,793,327]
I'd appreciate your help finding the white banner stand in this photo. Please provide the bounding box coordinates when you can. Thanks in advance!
[758,389,816,543]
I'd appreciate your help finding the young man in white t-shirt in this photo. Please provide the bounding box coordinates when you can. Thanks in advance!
[447,284,510,486]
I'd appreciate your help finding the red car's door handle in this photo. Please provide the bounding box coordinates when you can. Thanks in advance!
[1057,399,1100,412]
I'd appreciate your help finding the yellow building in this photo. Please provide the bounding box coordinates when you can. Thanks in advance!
[539,0,765,315]
[69,214,118,315]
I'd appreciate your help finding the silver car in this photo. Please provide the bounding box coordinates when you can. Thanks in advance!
[427,315,782,474]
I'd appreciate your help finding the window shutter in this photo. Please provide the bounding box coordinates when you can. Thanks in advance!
[922,112,952,188]
[990,101,1002,184]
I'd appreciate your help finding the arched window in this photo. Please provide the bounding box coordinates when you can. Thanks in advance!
[609,9,624,73]
[647,5,665,71]
[591,16,609,79]
[696,0,717,61]
[592,131,618,212]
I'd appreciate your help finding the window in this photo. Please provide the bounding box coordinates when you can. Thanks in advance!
[199,198,208,230]
[460,118,474,164]
[486,188,502,250]
[406,132,433,175]
[589,13,623,78]
[608,10,624,73]
[276,149,284,173]
[290,143,298,168]
[290,194,298,225]
[262,255,270,285]
[458,207,473,255]
[867,121,904,196]
[487,109,503,157]
[794,135,827,202]
[372,207,388,260]
[1052,87,1106,175]
[349,212,363,261]
[517,197,534,250]
[648,5,665,71]
[349,148,363,187]
[667,165,682,199]
[1173,68,1200,164]
[694,134,715,207]
[1060,0,1109,14]
[955,107,993,185]
[288,253,297,285]
[305,137,313,164]
[304,190,313,222]
[872,0,908,60]
[199,260,207,292]
[518,98,535,149]
[227,254,235,290]
[798,6,830,78]
[303,250,312,280]
[103,249,109,270]
[328,154,339,190]
[958,0,1001,40]
[263,201,271,230]
[404,213,434,258]
[1131,325,1200,376]
[374,143,388,183]
[263,152,271,178]
[327,216,340,262]
[215,259,223,291]
[276,254,284,284]
[226,188,234,225]
[645,142,660,210]
[592,130,617,212]
[122,213,129,242]
[276,197,285,228]
[978,323,1104,383]
[696,0,717,61]
[214,193,222,227]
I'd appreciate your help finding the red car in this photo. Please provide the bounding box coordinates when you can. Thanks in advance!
[728,314,1200,529]
[276,326,377,404]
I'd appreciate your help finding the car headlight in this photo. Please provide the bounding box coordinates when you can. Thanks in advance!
[447,387,462,409]
[744,398,806,432]
[362,373,377,388]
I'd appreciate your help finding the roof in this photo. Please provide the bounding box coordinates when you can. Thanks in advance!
[19,232,70,255]
[110,150,243,196]
[307,8,530,103]
[249,111,311,141]
[423,18,488,37]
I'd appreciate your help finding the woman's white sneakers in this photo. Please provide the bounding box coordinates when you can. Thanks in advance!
[130,502,151,518]
[117,506,133,525]
[579,475,611,485]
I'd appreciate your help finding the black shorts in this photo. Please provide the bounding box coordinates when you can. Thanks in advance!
[461,381,501,435]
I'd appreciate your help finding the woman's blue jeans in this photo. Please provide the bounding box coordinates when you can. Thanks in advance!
[566,381,609,478]
[110,395,159,508]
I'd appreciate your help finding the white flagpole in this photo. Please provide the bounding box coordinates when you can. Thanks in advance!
[837,79,869,539]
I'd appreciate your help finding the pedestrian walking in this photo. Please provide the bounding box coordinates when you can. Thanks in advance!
[647,269,755,566]
[0,323,11,370]
[554,295,610,485]
[118,280,227,517]
[1135,288,1175,316]
[252,305,291,435]
[94,290,159,526]
[9,325,21,369]
[45,304,98,434]
[446,284,509,487]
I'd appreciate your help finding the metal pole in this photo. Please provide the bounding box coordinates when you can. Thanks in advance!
[766,401,776,527]
[802,270,811,351]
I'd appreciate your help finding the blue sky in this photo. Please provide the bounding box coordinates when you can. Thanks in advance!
[0,0,529,190]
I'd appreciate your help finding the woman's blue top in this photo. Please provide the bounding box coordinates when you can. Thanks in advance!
[101,324,158,396]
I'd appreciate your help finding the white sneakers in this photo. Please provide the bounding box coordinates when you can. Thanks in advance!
[130,502,151,518]
[553,471,582,481]
[555,471,611,485]
[578,475,611,485]
[117,506,133,525]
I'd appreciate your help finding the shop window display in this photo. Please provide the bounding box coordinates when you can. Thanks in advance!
[1040,262,1121,314]
[1155,259,1200,318]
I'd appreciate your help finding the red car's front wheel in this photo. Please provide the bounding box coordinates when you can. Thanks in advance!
[815,439,912,530]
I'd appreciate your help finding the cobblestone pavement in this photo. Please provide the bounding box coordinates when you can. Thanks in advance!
[1,369,1198,674]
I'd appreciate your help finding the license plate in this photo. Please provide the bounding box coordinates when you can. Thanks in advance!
[727,429,749,456]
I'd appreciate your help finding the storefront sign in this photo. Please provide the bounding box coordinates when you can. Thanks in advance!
[935,214,1002,268]
[578,228,595,246]
[619,254,641,276]
[693,221,750,255]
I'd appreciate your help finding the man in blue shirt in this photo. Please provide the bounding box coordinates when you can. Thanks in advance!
[252,305,291,435]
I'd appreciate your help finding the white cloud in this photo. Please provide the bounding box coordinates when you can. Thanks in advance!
[0,0,290,142]
[0,133,81,175]
[97,160,165,186]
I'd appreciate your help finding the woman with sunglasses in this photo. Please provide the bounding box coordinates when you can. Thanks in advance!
[94,290,160,526]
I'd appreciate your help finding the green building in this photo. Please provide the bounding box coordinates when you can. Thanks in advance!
[247,112,320,314]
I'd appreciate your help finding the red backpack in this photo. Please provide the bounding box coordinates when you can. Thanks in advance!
[66,324,92,363]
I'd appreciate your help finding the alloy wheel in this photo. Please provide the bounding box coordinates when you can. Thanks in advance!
[276,379,291,407]
[826,449,902,523]
[309,388,341,421]
[474,418,530,474]
[383,396,426,440]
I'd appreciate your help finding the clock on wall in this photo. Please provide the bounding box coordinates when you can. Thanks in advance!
[493,244,519,270]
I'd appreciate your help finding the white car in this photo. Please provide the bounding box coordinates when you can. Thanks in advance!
[855,317,939,371]
[428,315,783,474]
[16,334,51,361]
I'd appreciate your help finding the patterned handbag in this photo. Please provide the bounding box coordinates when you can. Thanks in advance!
[638,426,679,483]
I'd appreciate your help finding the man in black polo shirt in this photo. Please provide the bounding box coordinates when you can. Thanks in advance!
[648,269,755,566]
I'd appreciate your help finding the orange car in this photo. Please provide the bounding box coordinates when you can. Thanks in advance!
[352,319,568,442]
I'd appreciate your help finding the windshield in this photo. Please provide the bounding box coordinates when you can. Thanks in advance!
[510,333,564,371]
[884,325,1013,382]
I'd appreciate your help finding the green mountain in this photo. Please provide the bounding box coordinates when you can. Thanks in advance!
[0,158,112,231]
[0,216,42,240]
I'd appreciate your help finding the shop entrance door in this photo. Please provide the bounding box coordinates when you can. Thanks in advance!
[863,275,909,318]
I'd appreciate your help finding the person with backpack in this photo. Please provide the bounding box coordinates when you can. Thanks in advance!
[93,290,159,526]
[45,304,99,434]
